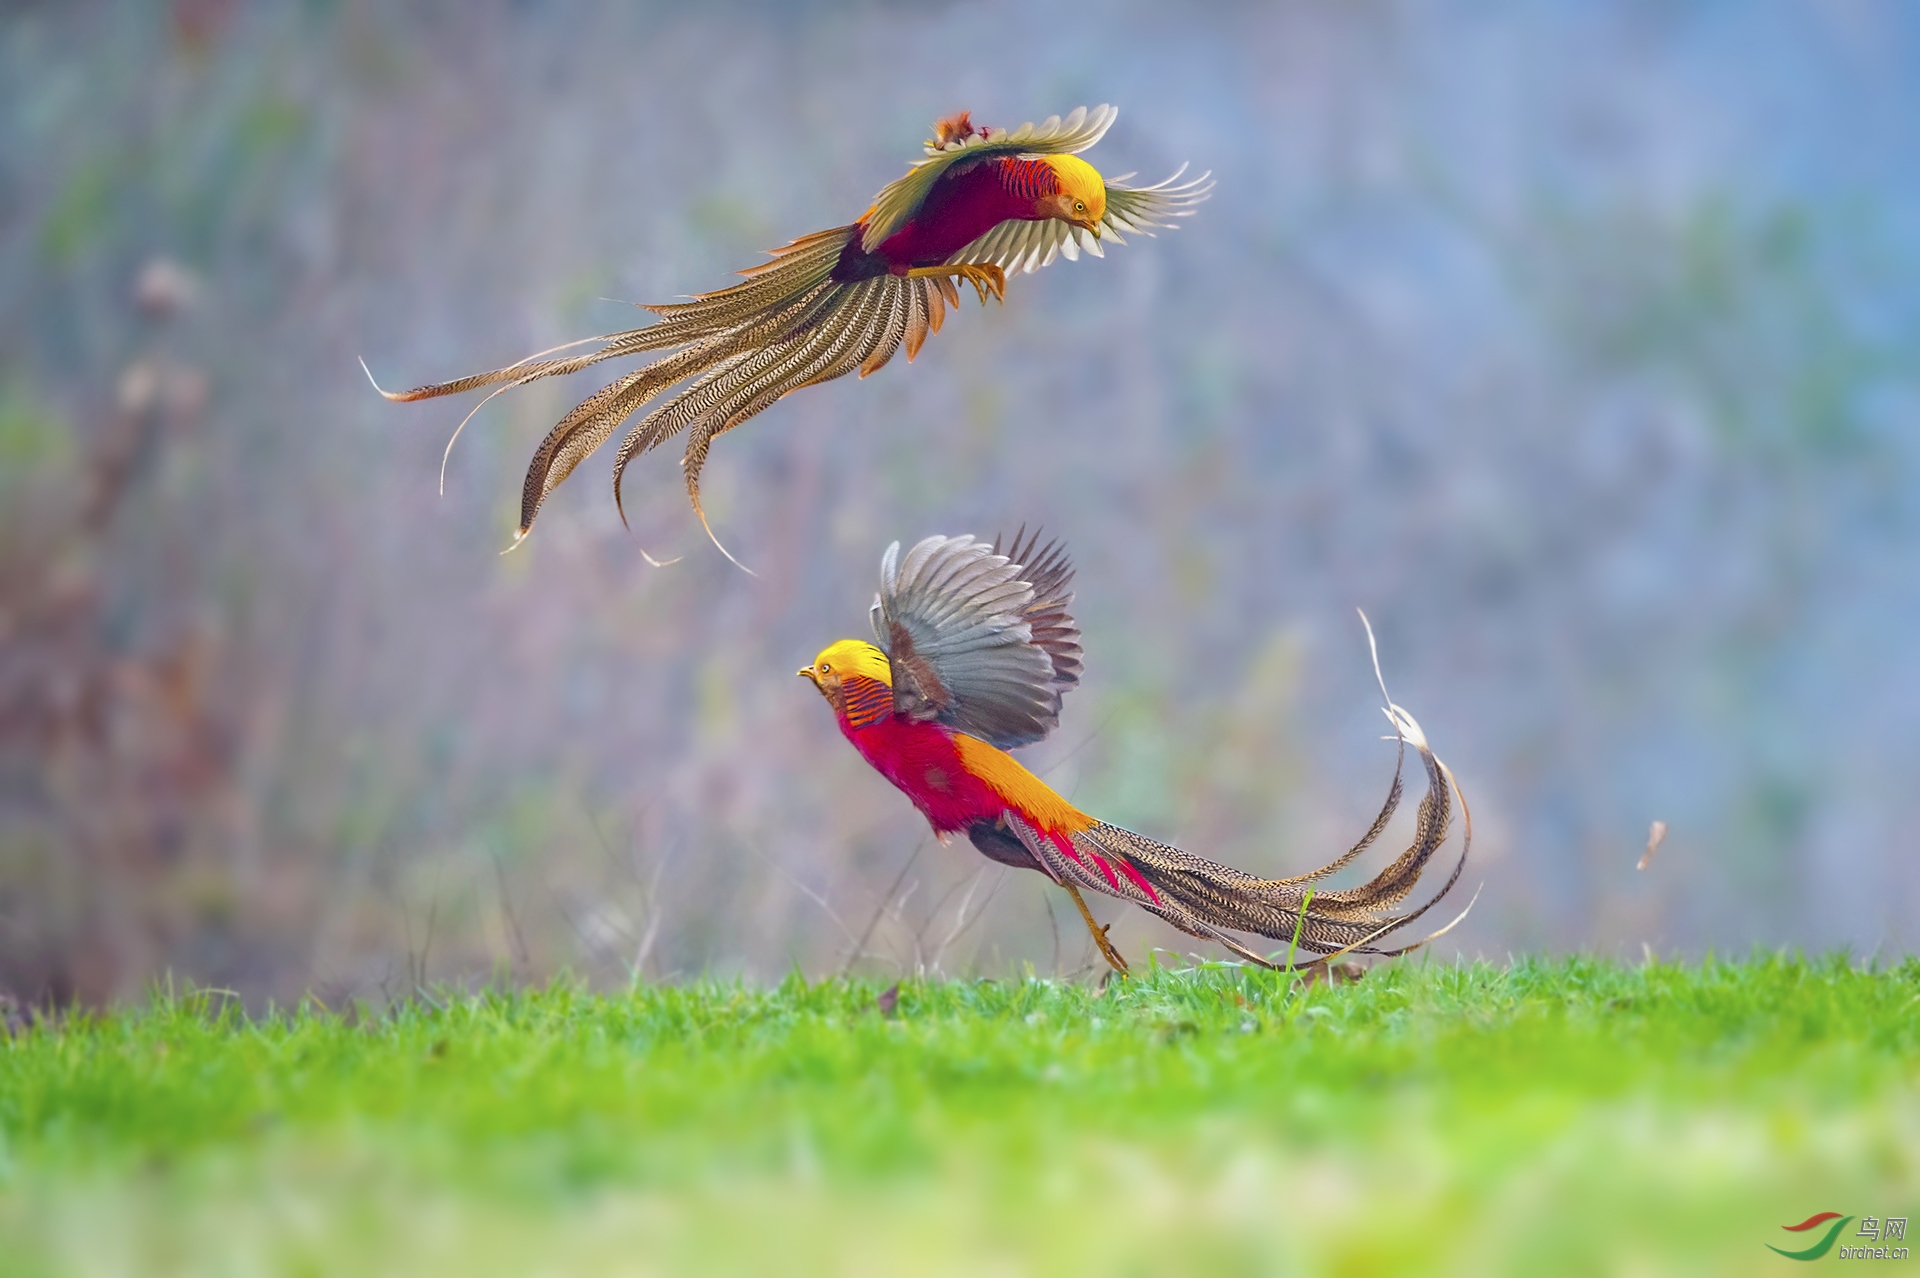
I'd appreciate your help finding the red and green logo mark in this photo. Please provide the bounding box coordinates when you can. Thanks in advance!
[1769,1212,1852,1261]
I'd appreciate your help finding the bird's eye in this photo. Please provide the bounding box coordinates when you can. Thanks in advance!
[1074,200,1086,214]
[819,662,832,674]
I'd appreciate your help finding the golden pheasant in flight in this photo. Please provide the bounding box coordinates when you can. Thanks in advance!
[799,532,1474,974]
[369,106,1210,555]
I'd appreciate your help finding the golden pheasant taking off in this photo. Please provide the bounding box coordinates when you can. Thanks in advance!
[369,106,1210,553]
[799,533,1474,974]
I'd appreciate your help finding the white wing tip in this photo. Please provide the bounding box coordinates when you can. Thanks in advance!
[930,103,1119,155]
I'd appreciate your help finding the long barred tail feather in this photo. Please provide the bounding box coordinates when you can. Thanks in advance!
[371,225,982,545]
[1006,704,1474,961]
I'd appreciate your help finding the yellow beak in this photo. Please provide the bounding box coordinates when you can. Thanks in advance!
[798,666,820,687]
[1078,219,1102,239]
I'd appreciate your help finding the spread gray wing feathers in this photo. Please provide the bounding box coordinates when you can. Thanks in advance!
[993,527,1083,696]
[870,532,1083,749]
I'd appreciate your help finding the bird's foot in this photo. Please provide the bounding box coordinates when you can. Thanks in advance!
[907,263,1006,305]
[1062,881,1130,977]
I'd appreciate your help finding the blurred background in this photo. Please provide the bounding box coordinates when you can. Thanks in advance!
[2,0,1916,1005]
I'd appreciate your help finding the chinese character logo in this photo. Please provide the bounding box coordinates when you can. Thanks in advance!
[1768,1212,1852,1261]
[1769,1212,1912,1260]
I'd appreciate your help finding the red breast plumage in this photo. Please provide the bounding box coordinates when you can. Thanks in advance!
[369,107,1211,558]
[800,532,1477,975]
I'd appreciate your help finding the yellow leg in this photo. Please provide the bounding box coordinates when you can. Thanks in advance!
[906,263,1007,305]
[1062,881,1129,976]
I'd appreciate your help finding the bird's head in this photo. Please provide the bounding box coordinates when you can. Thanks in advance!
[1038,155,1107,237]
[799,639,892,715]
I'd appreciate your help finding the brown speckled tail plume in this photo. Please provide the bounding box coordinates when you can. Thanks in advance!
[373,228,968,544]
[1008,705,1473,966]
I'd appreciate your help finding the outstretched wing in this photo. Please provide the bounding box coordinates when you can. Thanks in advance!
[861,105,1119,252]
[372,105,1207,548]
[868,533,1082,749]
[947,163,1215,277]
[1101,164,1216,241]
[992,527,1083,702]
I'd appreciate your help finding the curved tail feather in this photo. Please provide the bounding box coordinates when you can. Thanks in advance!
[372,226,980,541]
[1005,706,1472,960]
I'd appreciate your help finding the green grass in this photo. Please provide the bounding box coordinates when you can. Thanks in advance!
[0,956,1914,1276]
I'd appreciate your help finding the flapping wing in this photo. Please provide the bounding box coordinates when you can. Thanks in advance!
[1100,163,1215,241]
[947,163,1216,276]
[868,533,1082,749]
[992,527,1083,702]
[861,105,1119,252]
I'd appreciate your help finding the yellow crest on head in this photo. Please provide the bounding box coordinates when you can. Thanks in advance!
[1047,154,1107,224]
[812,639,892,686]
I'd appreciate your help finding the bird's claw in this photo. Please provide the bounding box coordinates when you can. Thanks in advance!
[910,263,1006,306]
[966,264,1006,305]
[1062,881,1131,977]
